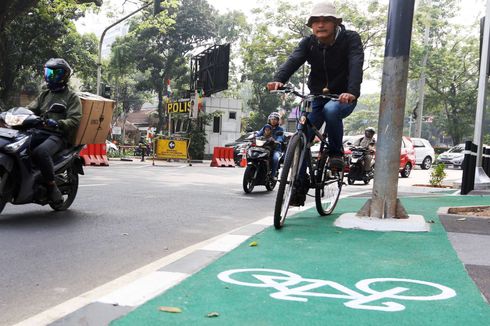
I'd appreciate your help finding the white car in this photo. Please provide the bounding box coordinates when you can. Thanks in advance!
[436,143,465,169]
[410,137,435,170]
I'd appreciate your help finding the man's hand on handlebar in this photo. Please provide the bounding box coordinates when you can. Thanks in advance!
[267,82,284,91]
[338,93,356,104]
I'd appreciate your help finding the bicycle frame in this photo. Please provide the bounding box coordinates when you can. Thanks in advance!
[272,86,343,228]
[291,97,333,188]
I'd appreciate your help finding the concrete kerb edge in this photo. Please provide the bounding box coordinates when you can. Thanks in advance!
[437,205,490,219]
[15,219,271,326]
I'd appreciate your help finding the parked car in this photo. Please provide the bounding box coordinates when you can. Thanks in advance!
[435,143,465,169]
[410,137,435,170]
[400,136,416,177]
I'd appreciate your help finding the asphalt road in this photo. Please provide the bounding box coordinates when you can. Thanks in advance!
[0,160,462,325]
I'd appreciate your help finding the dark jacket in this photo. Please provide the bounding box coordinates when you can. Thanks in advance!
[27,87,82,145]
[273,25,364,98]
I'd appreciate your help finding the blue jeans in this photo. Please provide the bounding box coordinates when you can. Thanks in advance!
[299,99,357,178]
[271,149,281,177]
[307,99,357,156]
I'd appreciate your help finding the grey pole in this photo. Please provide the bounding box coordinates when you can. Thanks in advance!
[473,0,490,185]
[414,0,431,138]
[357,0,415,219]
[96,2,152,95]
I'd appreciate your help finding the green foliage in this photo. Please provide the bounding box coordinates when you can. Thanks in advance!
[484,134,490,145]
[112,0,217,133]
[0,0,99,107]
[429,163,447,187]
[240,0,388,131]
[408,0,479,144]
[186,111,220,160]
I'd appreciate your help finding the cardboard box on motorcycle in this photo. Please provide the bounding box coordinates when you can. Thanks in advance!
[75,92,115,145]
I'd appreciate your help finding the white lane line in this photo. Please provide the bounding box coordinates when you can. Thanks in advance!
[201,234,250,252]
[97,271,189,307]
[79,184,108,187]
[253,216,272,225]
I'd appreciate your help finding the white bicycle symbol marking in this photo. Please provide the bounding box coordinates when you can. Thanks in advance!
[217,268,456,312]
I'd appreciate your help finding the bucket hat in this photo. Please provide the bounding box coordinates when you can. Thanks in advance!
[306,1,342,27]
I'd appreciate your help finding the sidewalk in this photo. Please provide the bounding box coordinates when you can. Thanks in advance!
[44,190,490,326]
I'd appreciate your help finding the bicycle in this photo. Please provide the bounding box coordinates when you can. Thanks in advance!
[271,87,344,229]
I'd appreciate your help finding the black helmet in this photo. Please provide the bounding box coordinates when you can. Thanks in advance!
[44,58,72,90]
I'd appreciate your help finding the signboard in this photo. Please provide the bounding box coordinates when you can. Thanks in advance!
[112,126,121,135]
[167,100,191,114]
[156,139,188,159]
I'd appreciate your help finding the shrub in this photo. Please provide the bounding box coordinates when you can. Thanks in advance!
[430,163,447,187]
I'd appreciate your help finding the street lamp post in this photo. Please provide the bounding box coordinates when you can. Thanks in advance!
[96,2,152,95]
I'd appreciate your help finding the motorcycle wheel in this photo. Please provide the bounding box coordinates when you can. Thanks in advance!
[242,165,256,193]
[50,166,79,211]
[347,177,355,185]
[265,176,277,191]
[363,178,370,185]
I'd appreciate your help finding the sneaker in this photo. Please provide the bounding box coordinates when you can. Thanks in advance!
[48,184,63,203]
[329,156,345,171]
[289,191,306,207]
[288,174,310,207]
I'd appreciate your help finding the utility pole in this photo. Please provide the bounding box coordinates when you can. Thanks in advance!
[96,1,152,95]
[414,0,431,138]
[358,0,416,219]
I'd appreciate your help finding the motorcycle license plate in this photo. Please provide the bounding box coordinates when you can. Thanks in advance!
[0,127,18,139]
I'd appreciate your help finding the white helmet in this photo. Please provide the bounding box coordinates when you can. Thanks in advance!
[306,1,342,27]
[268,112,280,122]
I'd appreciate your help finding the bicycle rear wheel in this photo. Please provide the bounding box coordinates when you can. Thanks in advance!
[315,158,343,216]
[274,134,302,229]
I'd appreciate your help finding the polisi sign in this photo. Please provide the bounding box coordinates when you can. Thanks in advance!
[167,100,191,114]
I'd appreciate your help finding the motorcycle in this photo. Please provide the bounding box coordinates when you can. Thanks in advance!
[0,107,84,214]
[242,134,283,193]
[346,146,374,185]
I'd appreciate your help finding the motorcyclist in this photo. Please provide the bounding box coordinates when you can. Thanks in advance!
[138,137,147,162]
[353,127,376,172]
[255,112,284,180]
[26,58,82,203]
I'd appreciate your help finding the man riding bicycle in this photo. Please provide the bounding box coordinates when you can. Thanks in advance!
[267,1,364,206]
[256,112,284,180]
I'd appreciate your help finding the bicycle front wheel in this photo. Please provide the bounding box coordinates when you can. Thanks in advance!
[315,159,343,216]
[274,134,302,229]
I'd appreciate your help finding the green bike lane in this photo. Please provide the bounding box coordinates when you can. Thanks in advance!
[113,195,490,325]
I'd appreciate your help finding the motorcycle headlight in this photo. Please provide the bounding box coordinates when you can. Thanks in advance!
[5,113,29,126]
[4,136,28,153]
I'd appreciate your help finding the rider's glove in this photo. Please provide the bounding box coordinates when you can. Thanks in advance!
[46,119,59,128]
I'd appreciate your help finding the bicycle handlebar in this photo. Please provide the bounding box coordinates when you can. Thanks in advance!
[270,86,339,101]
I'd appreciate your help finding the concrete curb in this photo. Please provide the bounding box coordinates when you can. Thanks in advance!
[15,218,271,326]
